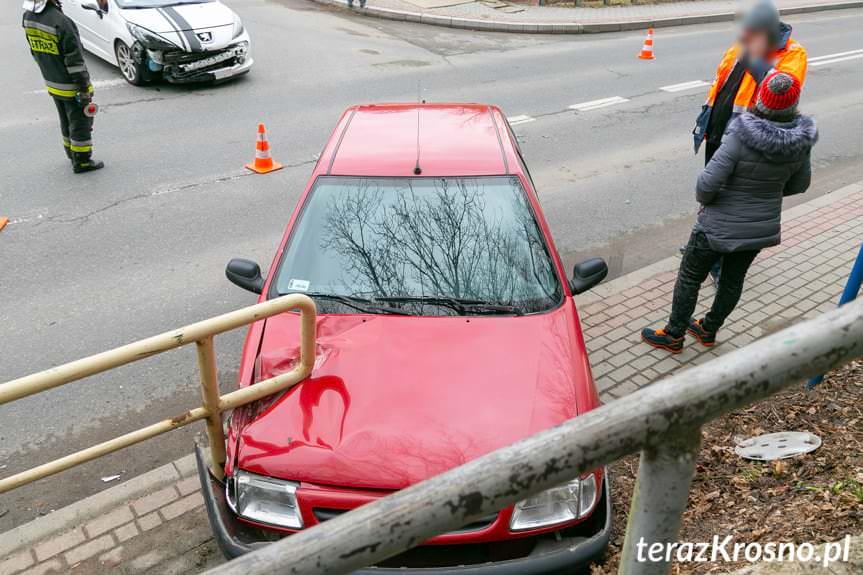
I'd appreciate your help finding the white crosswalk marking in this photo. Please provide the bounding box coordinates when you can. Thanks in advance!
[569,96,629,112]
[507,115,536,125]
[660,80,710,93]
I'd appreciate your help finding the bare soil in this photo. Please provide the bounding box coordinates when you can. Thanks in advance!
[594,360,863,574]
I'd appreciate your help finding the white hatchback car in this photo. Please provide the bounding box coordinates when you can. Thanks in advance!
[65,0,252,85]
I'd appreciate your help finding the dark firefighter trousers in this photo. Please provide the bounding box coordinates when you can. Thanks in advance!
[53,96,93,160]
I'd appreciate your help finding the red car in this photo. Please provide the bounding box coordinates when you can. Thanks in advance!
[197,103,612,573]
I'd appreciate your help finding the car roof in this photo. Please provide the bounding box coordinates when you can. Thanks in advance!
[322,103,515,178]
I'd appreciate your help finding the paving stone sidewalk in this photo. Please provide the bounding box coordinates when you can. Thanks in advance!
[1,179,862,574]
[314,0,863,33]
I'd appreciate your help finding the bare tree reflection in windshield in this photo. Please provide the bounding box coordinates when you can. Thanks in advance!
[311,176,560,315]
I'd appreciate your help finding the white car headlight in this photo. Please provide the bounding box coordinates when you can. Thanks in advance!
[510,473,598,531]
[226,470,303,529]
[232,12,244,39]
[126,22,178,51]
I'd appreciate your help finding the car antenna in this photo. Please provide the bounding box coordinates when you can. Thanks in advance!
[414,81,423,175]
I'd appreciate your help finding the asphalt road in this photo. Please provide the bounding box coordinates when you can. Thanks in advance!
[1,1,862,527]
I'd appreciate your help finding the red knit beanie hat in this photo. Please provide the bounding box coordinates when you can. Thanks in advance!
[755,72,802,121]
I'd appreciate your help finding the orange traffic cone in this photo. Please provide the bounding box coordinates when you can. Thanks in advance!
[0,216,7,232]
[245,123,283,174]
[638,28,655,60]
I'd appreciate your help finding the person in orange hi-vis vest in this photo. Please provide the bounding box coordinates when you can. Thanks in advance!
[690,0,806,287]
[693,0,807,163]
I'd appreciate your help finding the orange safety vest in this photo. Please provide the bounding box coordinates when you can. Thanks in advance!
[693,34,807,152]
[706,38,808,113]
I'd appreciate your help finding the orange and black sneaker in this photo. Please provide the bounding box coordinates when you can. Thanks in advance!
[640,327,684,353]
[687,318,717,346]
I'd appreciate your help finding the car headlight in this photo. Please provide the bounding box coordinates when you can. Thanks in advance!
[509,473,598,531]
[126,22,178,51]
[226,470,303,529]
[232,13,244,39]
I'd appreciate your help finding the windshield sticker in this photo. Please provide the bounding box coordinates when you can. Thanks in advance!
[287,279,310,292]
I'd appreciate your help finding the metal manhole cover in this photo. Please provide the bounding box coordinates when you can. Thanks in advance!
[734,431,821,461]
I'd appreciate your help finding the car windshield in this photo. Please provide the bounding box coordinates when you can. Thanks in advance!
[115,0,213,8]
[273,176,563,316]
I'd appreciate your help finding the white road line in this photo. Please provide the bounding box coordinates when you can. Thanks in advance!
[24,77,126,95]
[808,48,863,62]
[91,78,128,89]
[660,80,710,93]
[569,96,629,112]
[6,214,44,225]
[811,53,863,67]
[507,115,536,125]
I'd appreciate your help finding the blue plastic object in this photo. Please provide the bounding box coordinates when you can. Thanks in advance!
[807,243,863,389]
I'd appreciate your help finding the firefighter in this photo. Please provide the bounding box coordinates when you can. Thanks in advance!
[693,0,808,162]
[22,0,104,173]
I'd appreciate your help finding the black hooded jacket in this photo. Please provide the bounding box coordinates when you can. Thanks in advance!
[694,112,818,253]
[23,2,91,99]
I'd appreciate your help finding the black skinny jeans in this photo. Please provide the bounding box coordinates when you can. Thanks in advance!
[666,231,760,338]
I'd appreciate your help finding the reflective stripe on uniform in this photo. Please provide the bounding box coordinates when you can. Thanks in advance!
[732,104,748,114]
[70,143,92,152]
[47,85,77,97]
[66,64,87,74]
[46,82,93,98]
[22,19,58,35]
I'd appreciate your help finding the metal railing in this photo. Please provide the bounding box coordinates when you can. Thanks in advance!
[202,298,863,575]
[0,294,316,493]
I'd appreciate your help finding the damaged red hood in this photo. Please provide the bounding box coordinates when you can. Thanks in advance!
[236,302,594,490]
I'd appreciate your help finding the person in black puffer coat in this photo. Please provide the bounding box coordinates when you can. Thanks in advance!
[642,71,818,353]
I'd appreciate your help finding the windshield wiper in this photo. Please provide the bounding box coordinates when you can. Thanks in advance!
[375,296,524,316]
[459,302,525,316]
[303,293,410,316]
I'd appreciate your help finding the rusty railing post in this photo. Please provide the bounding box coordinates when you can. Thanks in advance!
[197,336,227,480]
[618,428,702,575]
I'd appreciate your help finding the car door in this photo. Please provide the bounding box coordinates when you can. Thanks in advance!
[64,0,114,61]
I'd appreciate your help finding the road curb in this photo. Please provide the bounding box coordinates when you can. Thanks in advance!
[0,454,196,560]
[311,0,863,34]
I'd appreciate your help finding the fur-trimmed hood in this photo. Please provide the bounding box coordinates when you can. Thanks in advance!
[731,113,818,158]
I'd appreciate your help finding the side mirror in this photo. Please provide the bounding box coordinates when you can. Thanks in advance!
[226,258,264,294]
[80,0,103,16]
[571,257,608,295]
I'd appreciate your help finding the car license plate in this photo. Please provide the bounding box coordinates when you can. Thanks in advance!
[182,50,235,72]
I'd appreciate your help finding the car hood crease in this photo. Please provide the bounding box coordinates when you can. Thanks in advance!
[236,307,586,490]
